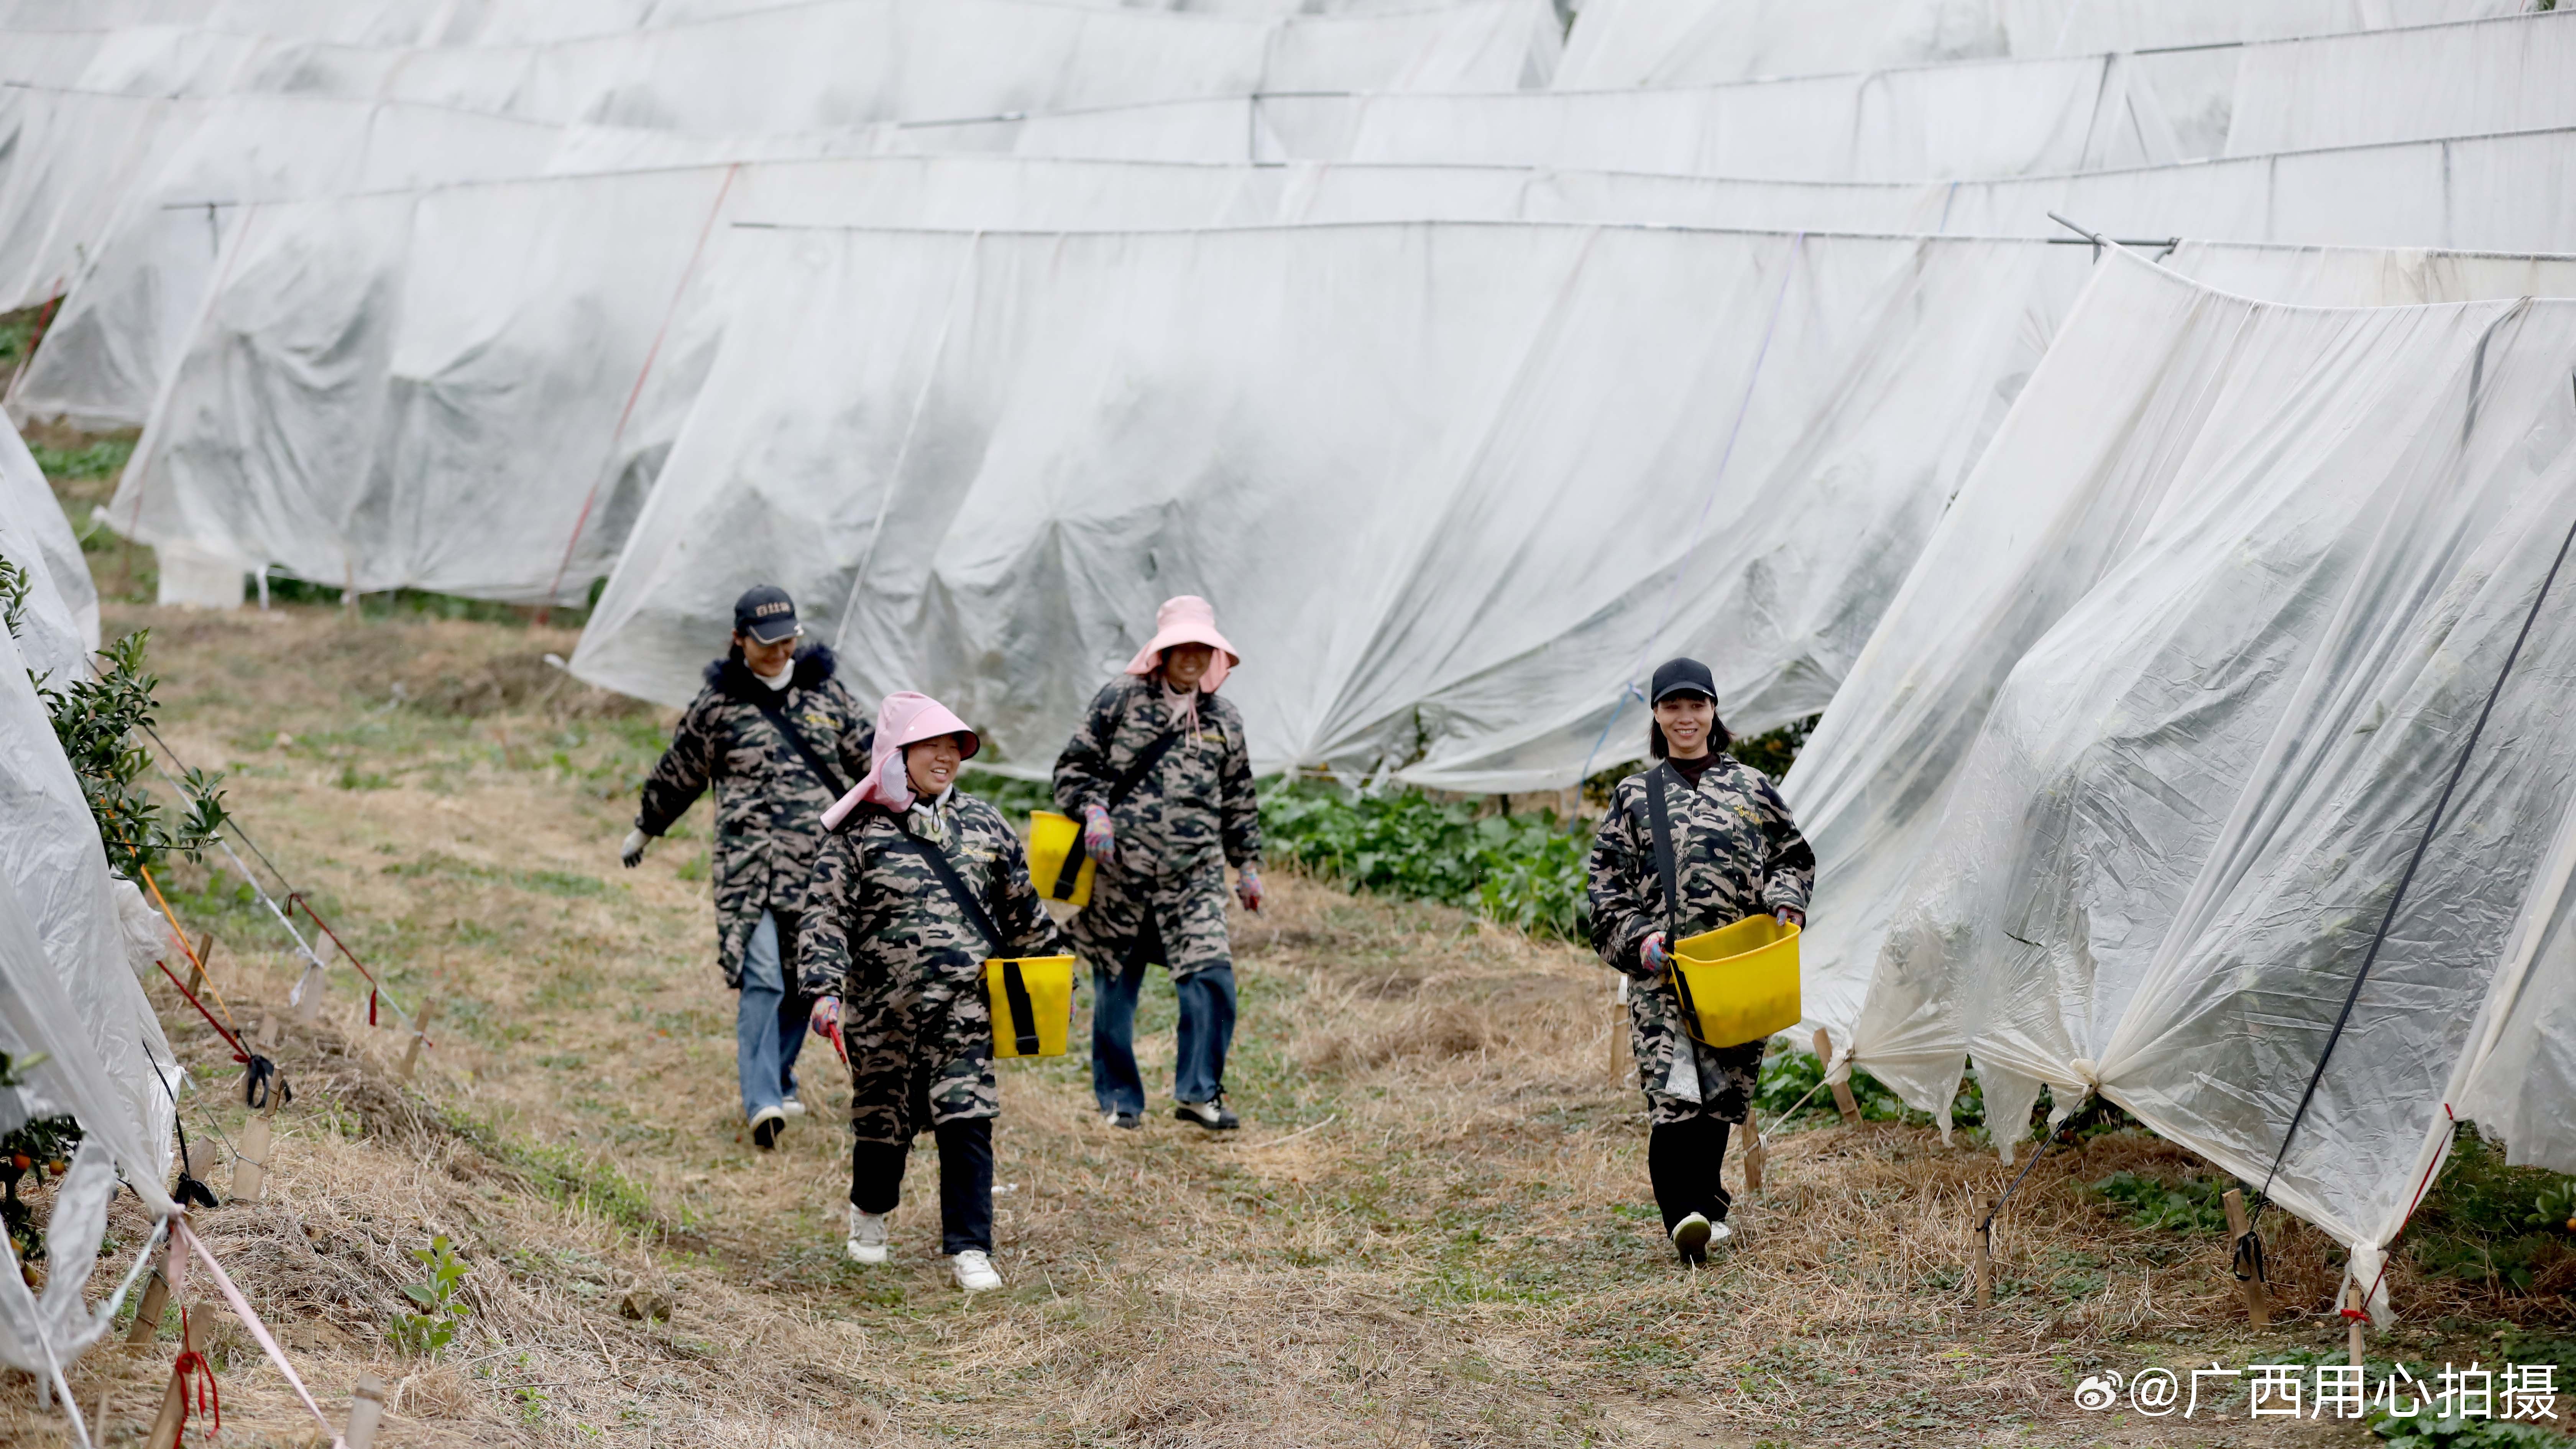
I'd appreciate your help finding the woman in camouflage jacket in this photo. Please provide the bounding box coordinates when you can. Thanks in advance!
[801,693,1065,1295]
[1586,657,1814,1265]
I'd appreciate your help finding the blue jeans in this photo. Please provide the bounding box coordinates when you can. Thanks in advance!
[736,912,808,1122]
[1092,958,1236,1114]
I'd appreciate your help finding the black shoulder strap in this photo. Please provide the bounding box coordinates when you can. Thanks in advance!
[1108,723,1188,807]
[1644,764,1680,942]
[1644,763,1709,1043]
[887,827,1005,957]
[750,692,853,799]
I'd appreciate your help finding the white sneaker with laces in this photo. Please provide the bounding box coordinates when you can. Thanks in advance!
[951,1249,1002,1293]
[781,1093,807,1117]
[845,1205,889,1265]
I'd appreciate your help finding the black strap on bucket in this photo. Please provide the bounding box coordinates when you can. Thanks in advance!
[994,960,1040,1056]
[1046,722,1188,900]
[1643,764,1709,1044]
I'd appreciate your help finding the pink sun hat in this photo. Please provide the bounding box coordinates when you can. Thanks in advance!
[821,692,980,828]
[1120,595,1240,691]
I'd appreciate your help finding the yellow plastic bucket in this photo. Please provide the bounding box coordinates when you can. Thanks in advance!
[984,955,1076,1059]
[1671,916,1801,1049]
[1027,810,1095,908]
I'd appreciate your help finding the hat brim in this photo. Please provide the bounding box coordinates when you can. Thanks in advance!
[1651,684,1716,705]
[740,617,801,645]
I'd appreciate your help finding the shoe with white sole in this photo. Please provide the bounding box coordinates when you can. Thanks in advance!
[1102,1109,1142,1130]
[749,1104,786,1150]
[1175,1096,1240,1132]
[1671,1212,1713,1264]
[781,1092,807,1117]
[845,1205,889,1265]
[951,1249,1002,1293]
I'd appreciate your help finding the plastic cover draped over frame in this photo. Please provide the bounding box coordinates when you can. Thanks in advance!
[103,157,1300,603]
[226,0,1559,131]
[1552,0,2520,89]
[0,412,98,670]
[1784,253,2576,1301]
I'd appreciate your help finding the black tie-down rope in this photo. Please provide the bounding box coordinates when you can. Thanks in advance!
[2243,385,2576,1293]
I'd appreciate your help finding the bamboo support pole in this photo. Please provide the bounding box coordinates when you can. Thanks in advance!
[184,933,213,999]
[2223,1188,2270,1327]
[295,958,325,1024]
[255,1010,278,1051]
[1814,1028,1861,1124]
[144,1308,202,1449]
[345,1372,388,1449]
[231,1111,271,1203]
[399,998,440,1079]
[1973,1195,1995,1308]
[1742,1110,1764,1193]
[2346,1283,2367,1367]
[125,1270,168,1346]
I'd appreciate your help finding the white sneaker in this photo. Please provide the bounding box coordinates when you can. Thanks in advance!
[845,1206,889,1265]
[1708,1220,1734,1247]
[781,1093,807,1117]
[749,1104,787,1150]
[951,1249,1002,1294]
[1671,1212,1713,1261]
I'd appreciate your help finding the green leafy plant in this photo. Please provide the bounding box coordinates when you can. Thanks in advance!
[26,438,135,481]
[2088,1171,2233,1233]
[2369,1412,2564,1449]
[1752,1046,1984,1129]
[0,1113,81,1265]
[2408,1126,2576,1295]
[0,555,30,639]
[37,631,226,878]
[387,1235,473,1358]
[1258,780,1592,940]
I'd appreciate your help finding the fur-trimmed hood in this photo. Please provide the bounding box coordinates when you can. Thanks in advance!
[707,642,837,700]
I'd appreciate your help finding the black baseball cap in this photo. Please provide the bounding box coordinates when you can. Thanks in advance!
[733,585,800,645]
[1650,657,1717,706]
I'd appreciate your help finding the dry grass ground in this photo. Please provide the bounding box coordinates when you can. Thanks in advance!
[0,601,2562,1447]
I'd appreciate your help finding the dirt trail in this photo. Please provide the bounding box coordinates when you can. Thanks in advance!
[0,606,2409,1446]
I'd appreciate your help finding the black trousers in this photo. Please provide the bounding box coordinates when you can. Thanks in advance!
[1647,1115,1734,1233]
[849,1117,993,1254]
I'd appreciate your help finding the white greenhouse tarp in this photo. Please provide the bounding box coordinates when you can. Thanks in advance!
[1791,252,2576,1316]
[0,411,182,1373]
[1553,0,2521,89]
[2226,10,2576,157]
[103,158,1293,604]
[2453,800,2576,1177]
[568,225,2576,789]
[43,122,2575,433]
[916,51,2210,178]
[230,0,1560,130]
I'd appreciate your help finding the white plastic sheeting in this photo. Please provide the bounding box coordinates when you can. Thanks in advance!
[920,51,2210,177]
[1553,0,2523,89]
[4,92,568,405]
[104,158,1296,603]
[573,225,2567,785]
[0,413,97,665]
[2453,800,2576,1176]
[0,409,182,1374]
[230,0,1560,129]
[2227,10,2576,156]
[1788,253,2576,1316]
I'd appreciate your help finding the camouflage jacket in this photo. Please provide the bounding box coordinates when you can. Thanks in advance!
[797,792,1068,1144]
[635,645,874,987]
[1586,755,1815,1124]
[1050,672,1260,881]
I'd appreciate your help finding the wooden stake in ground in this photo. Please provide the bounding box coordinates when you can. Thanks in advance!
[345,1372,388,1449]
[399,997,440,1079]
[1813,1028,1861,1125]
[1741,1109,1764,1193]
[295,956,325,1024]
[2346,1282,2367,1367]
[232,1110,271,1203]
[126,1269,169,1346]
[145,1307,204,1449]
[185,933,214,999]
[1973,1195,1995,1308]
[2223,1188,2270,1327]
[256,1009,279,1051]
